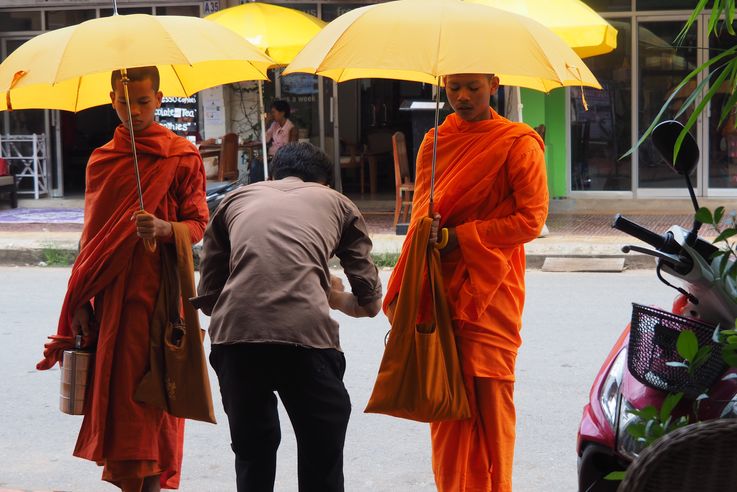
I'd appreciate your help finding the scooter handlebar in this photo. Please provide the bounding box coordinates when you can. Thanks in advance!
[612,214,668,250]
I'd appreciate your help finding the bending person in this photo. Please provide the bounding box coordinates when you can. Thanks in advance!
[197,142,382,492]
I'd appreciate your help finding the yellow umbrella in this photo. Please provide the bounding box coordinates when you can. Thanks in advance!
[0,12,273,245]
[206,2,326,179]
[284,0,600,206]
[205,2,325,66]
[284,0,600,92]
[465,0,617,59]
[0,13,273,112]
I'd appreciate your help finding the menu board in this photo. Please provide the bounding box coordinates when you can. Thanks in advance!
[156,96,198,140]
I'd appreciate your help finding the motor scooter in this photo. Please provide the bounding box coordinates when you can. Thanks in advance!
[577,120,737,492]
[205,175,248,216]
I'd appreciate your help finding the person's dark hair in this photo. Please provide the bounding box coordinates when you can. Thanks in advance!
[270,142,333,185]
[270,99,291,118]
[111,66,160,92]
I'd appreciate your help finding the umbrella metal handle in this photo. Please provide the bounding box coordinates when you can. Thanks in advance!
[434,228,449,250]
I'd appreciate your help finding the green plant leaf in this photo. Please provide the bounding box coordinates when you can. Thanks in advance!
[697,207,714,225]
[604,471,626,481]
[715,206,726,226]
[629,405,657,420]
[723,345,737,367]
[714,229,737,243]
[674,63,733,161]
[677,330,699,362]
[660,392,684,421]
[627,423,646,439]
[676,0,710,44]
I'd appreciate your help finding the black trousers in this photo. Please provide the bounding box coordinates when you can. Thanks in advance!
[210,343,352,492]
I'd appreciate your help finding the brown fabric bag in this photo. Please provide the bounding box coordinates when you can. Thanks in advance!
[135,223,216,424]
[365,217,470,422]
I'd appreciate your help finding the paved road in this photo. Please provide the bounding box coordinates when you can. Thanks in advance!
[0,267,678,491]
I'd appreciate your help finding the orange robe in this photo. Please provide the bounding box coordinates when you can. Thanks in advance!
[37,123,208,489]
[383,109,548,491]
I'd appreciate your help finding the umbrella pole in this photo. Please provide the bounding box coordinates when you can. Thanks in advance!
[258,80,269,181]
[121,68,156,252]
[429,76,441,217]
[121,69,145,211]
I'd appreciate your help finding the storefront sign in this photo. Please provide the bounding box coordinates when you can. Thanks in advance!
[156,96,198,140]
[203,0,220,15]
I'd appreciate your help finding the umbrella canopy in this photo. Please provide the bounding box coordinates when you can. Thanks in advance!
[465,0,617,59]
[205,2,326,66]
[283,0,601,92]
[205,3,326,181]
[0,14,273,112]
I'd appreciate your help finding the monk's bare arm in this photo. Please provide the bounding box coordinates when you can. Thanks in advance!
[456,136,548,248]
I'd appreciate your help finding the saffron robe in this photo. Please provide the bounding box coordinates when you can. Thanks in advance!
[37,123,208,488]
[383,109,548,491]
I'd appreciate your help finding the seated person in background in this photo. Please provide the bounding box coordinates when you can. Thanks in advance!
[266,99,298,158]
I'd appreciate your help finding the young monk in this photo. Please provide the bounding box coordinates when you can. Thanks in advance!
[384,73,548,492]
[36,66,209,491]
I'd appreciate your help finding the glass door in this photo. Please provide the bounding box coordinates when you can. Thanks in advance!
[636,18,701,195]
[706,17,737,195]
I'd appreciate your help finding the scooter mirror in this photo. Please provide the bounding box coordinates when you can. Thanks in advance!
[652,120,700,176]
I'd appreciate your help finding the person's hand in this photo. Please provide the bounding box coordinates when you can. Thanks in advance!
[71,304,93,338]
[330,275,345,293]
[328,275,346,310]
[429,213,441,245]
[133,211,172,240]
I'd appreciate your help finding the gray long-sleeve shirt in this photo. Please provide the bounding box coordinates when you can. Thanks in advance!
[196,176,382,351]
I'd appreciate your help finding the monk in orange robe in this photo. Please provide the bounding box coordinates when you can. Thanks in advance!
[384,73,548,491]
[36,66,208,492]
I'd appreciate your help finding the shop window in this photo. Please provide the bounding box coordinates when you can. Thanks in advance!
[0,11,42,31]
[637,20,698,189]
[99,7,153,17]
[156,96,200,142]
[155,6,201,16]
[279,72,320,145]
[321,3,362,22]
[45,10,95,31]
[569,19,633,191]
[636,0,699,10]
[276,3,318,18]
[583,0,631,12]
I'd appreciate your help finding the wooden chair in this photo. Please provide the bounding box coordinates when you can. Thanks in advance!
[217,133,239,181]
[618,419,737,492]
[339,140,366,194]
[392,131,414,228]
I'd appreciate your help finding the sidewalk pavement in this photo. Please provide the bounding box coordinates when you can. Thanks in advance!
[1,196,717,269]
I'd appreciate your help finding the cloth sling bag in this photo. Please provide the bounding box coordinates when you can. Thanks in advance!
[135,222,216,424]
[365,216,470,422]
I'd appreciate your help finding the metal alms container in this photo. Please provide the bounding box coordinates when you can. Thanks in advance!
[60,335,92,415]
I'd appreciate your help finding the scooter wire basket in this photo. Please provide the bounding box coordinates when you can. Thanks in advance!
[628,303,725,399]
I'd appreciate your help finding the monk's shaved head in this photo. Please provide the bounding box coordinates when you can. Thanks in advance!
[444,73,500,123]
